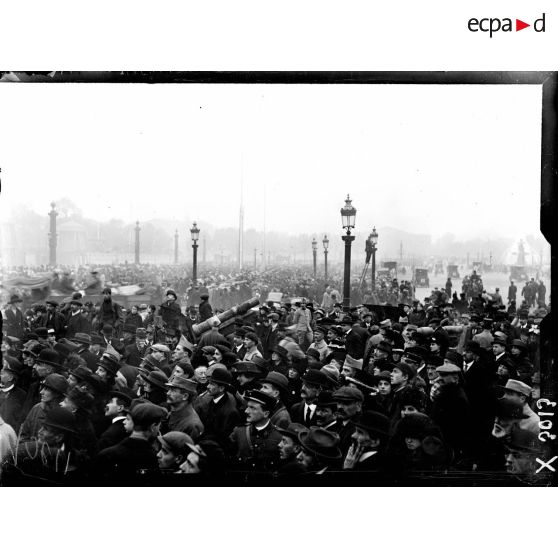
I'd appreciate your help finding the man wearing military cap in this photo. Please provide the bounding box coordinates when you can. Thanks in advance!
[504,428,545,483]
[501,379,538,435]
[343,411,389,472]
[260,372,291,429]
[296,426,342,474]
[96,402,168,481]
[99,389,135,450]
[332,386,364,454]
[229,389,283,472]
[275,422,308,476]
[20,373,69,441]
[290,369,329,427]
[163,376,204,440]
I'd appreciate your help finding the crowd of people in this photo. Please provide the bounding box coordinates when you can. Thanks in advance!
[0,262,552,486]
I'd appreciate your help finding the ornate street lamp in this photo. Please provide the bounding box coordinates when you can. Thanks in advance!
[190,222,200,283]
[340,195,356,311]
[312,237,318,279]
[322,234,329,282]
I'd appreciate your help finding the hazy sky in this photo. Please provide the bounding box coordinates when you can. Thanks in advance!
[0,82,543,240]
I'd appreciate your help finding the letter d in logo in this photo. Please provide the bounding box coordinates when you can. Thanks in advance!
[534,13,546,32]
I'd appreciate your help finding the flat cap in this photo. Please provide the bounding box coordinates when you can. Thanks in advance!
[131,402,168,427]
[436,363,461,375]
[503,379,531,397]
[332,386,364,403]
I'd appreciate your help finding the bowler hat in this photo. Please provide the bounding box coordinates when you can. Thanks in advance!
[90,333,105,345]
[262,371,289,393]
[102,288,112,295]
[36,348,61,368]
[306,348,321,361]
[405,346,428,361]
[298,427,342,460]
[69,299,83,307]
[131,402,167,427]
[165,289,177,299]
[244,389,277,411]
[42,407,77,435]
[251,355,270,375]
[465,341,482,355]
[41,373,69,395]
[34,327,49,339]
[351,411,389,438]
[276,422,308,442]
[444,350,463,369]
[166,376,198,394]
[108,389,134,407]
[9,294,23,304]
[209,366,233,387]
[144,369,170,391]
[512,340,528,351]
[302,369,330,388]
[332,385,364,403]
[397,412,434,439]
[99,356,121,377]
[376,341,392,354]
[46,300,59,307]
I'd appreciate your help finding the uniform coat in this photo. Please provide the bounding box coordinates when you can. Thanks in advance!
[229,421,282,472]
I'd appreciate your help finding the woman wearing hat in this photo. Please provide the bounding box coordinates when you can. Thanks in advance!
[61,385,98,459]
[20,373,69,441]
[11,407,84,483]
[5,294,25,340]
[269,345,290,376]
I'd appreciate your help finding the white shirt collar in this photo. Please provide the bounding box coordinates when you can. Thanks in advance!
[112,416,126,424]
[0,384,15,393]
[255,420,271,431]
[213,393,225,404]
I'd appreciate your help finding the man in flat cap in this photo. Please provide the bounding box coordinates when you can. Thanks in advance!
[157,431,194,473]
[96,402,167,481]
[275,422,308,476]
[332,386,364,455]
[229,389,282,472]
[163,376,204,440]
[500,379,538,435]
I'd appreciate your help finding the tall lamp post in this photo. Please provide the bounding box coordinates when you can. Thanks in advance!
[48,202,58,266]
[312,238,317,279]
[134,221,140,265]
[340,195,356,311]
[369,227,378,291]
[174,229,179,264]
[322,234,329,282]
[190,222,200,283]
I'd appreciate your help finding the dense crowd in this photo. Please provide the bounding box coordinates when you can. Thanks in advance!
[0,267,552,486]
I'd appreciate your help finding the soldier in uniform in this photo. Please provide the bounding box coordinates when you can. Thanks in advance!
[229,389,282,473]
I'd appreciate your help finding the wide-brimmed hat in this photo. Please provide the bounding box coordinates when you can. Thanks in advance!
[232,361,262,376]
[302,369,330,389]
[2,356,23,376]
[298,427,342,460]
[9,294,23,304]
[351,411,389,438]
[276,422,308,442]
[42,407,77,435]
[40,373,69,395]
[70,365,93,383]
[65,386,95,413]
[209,366,233,387]
[71,333,92,345]
[144,369,170,391]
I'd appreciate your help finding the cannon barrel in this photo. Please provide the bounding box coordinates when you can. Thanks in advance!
[192,297,260,337]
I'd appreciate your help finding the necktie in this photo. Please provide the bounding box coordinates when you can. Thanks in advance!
[305,405,312,425]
